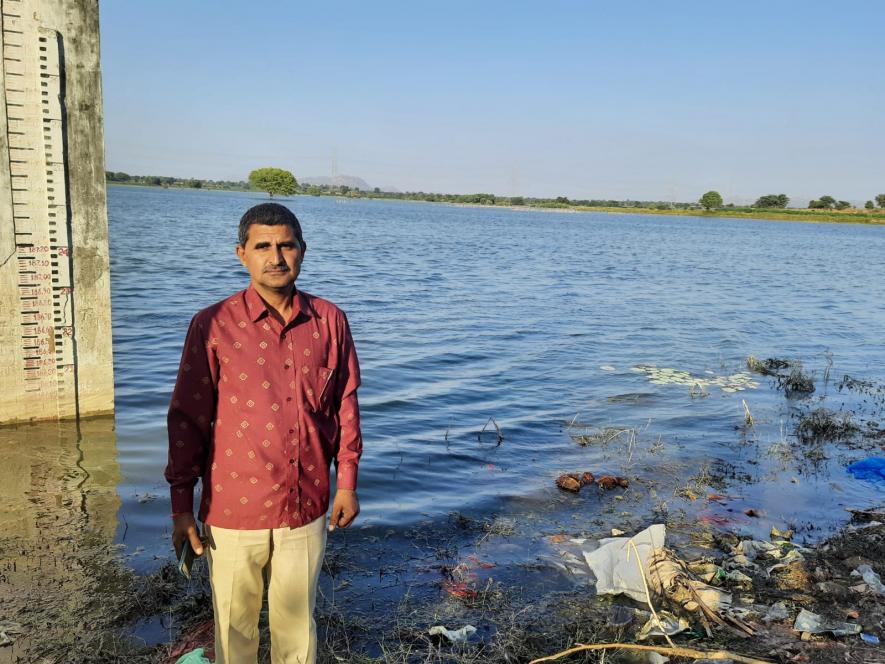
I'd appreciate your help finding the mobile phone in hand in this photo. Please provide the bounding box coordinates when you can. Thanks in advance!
[178,538,196,580]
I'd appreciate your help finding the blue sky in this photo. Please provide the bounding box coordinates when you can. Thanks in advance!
[101,1,884,203]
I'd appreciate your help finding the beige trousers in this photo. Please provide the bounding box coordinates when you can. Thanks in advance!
[205,517,327,664]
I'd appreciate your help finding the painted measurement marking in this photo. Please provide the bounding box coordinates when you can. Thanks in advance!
[3,8,77,417]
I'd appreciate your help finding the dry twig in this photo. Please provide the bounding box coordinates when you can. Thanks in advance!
[528,642,774,664]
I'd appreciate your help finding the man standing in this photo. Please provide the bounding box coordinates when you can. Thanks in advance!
[165,203,362,663]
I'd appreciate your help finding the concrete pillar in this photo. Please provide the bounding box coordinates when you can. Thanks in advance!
[1,0,113,423]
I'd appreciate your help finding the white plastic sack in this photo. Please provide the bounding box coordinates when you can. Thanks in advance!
[429,625,477,643]
[584,524,666,603]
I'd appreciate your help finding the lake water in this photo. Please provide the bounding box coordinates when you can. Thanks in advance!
[5,186,885,582]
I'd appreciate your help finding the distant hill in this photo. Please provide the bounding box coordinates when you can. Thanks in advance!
[301,175,371,191]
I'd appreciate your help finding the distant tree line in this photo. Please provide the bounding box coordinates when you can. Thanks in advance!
[106,171,248,191]
[297,182,702,210]
[107,169,885,216]
[700,190,885,212]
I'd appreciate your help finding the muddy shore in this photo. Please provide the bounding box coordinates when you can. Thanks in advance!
[2,359,884,663]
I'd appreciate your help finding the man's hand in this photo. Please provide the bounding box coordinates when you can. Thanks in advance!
[172,512,204,558]
[328,489,359,532]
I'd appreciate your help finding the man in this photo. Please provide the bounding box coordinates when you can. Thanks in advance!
[165,203,362,663]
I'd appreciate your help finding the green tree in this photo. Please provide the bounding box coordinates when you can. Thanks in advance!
[808,195,836,209]
[835,200,851,210]
[865,200,875,210]
[699,190,723,210]
[510,196,525,206]
[875,193,885,208]
[752,193,789,208]
[248,167,297,198]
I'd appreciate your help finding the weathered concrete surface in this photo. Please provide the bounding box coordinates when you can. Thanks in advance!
[1,0,113,423]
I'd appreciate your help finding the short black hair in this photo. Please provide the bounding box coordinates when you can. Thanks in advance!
[238,203,306,250]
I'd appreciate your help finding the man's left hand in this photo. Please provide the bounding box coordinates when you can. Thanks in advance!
[329,489,359,531]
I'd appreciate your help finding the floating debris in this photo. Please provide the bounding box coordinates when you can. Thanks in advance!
[632,364,759,393]
[847,457,885,483]
[556,471,607,492]
[597,475,629,490]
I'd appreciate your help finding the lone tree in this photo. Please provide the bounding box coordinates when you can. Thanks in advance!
[249,167,297,198]
[865,200,875,210]
[699,190,723,210]
[752,193,789,208]
[876,193,885,208]
[809,195,836,209]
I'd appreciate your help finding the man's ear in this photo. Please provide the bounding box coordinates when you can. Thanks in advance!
[235,244,246,266]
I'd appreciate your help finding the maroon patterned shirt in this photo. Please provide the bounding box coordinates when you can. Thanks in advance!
[165,285,362,530]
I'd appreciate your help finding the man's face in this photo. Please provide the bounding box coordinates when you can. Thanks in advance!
[236,224,304,293]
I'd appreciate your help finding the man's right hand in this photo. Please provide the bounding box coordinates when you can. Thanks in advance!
[172,512,204,558]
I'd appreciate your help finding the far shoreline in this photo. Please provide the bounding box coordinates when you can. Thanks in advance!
[107,182,885,226]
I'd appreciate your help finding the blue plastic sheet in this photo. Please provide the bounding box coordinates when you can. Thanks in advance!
[847,457,885,483]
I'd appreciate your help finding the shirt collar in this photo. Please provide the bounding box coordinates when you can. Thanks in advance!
[244,284,308,324]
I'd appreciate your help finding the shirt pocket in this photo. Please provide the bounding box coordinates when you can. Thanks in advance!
[301,365,336,413]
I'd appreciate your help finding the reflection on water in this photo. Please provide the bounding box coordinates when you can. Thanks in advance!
[0,417,121,662]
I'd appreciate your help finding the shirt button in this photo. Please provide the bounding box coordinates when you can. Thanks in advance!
[289,488,294,493]
[286,397,292,402]
[289,428,294,434]
[289,458,295,464]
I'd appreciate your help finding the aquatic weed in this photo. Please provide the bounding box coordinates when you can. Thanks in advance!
[796,408,858,443]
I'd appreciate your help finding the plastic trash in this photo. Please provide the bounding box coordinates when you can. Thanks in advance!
[861,633,880,645]
[636,610,690,640]
[584,524,666,603]
[793,608,862,636]
[847,457,885,482]
[763,601,789,623]
[428,625,476,643]
[174,649,211,664]
[607,604,635,627]
[852,564,885,595]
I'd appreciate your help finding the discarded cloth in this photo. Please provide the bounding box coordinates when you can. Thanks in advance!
[847,457,885,483]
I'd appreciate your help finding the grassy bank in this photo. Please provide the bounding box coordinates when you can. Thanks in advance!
[569,204,885,225]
